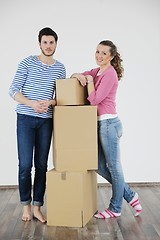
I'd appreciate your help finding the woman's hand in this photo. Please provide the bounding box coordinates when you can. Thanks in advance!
[71,73,87,86]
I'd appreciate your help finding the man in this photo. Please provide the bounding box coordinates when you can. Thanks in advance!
[9,27,66,223]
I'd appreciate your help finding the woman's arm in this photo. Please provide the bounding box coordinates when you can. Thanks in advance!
[85,75,95,95]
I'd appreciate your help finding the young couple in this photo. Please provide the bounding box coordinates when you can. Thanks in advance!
[9,27,142,223]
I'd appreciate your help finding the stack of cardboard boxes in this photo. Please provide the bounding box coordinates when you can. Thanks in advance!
[46,78,98,227]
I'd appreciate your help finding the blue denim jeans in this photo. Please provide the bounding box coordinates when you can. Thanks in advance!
[17,113,53,206]
[97,117,135,213]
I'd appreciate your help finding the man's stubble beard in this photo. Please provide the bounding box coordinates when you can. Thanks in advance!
[41,48,55,57]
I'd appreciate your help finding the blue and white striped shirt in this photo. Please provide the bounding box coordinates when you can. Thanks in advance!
[9,55,66,118]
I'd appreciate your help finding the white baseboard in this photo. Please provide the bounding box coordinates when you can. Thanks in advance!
[0,182,160,189]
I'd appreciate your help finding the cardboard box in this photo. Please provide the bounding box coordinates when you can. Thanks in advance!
[53,106,98,171]
[46,169,98,227]
[56,78,89,105]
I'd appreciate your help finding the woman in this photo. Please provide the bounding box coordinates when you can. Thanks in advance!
[71,40,142,219]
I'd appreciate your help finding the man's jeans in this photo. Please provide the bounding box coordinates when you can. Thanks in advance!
[17,113,53,206]
[97,117,135,213]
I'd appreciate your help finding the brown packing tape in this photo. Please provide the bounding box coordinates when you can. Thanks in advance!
[61,172,66,180]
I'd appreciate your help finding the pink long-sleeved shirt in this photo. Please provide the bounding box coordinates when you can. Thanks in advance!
[82,65,118,117]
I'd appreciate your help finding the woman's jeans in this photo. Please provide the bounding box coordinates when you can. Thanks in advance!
[97,117,135,213]
[17,113,53,206]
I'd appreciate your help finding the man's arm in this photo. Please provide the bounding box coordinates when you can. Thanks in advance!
[14,92,56,113]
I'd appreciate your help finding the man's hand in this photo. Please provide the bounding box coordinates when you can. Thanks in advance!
[31,100,49,113]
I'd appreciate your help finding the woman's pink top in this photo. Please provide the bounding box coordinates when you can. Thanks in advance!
[82,66,118,117]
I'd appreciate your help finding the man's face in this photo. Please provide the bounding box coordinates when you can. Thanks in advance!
[39,35,57,57]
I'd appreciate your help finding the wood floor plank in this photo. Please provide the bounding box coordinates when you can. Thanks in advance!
[11,218,26,240]
[0,189,14,215]
[1,186,160,240]
[131,186,160,240]
[54,227,77,240]
[21,221,36,239]
[43,225,57,240]
[96,186,124,240]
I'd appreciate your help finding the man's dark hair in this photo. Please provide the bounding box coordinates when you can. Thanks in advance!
[38,27,58,43]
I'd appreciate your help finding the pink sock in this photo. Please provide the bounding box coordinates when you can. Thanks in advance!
[129,192,142,216]
[94,209,121,219]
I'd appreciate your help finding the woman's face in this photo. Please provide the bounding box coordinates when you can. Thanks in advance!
[95,44,113,68]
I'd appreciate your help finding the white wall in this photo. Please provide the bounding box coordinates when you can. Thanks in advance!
[1,0,160,185]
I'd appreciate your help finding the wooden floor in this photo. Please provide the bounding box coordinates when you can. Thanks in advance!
[0,185,160,240]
